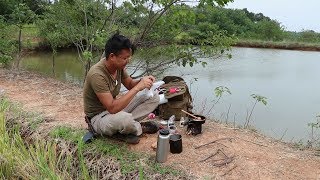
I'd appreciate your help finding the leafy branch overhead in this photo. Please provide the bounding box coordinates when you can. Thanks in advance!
[34,0,236,79]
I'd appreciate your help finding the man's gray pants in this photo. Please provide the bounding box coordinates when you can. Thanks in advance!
[91,92,159,136]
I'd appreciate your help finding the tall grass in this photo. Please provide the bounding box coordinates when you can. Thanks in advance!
[0,97,90,179]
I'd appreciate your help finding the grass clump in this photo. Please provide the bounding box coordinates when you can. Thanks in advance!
[50,126,85,143]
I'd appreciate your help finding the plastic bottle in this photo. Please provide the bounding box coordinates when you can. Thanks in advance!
[179,117,185,127]
[151,81,165,92]
[156,129,170,163]
[159,94,168,105]
[168,115,175,127]
[168,115,176,134]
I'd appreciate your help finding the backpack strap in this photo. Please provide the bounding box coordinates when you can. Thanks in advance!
[85,116,97,136]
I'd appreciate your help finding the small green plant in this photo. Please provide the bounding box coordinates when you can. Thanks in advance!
[244,94,267,128]
[77,138,90,179]
[205,86,231,117]
[50,126,86,143]
[292,140,305,150]
[0,97,10,112]
[50,126,74,138]
[308,115,320,144]
[138,163,145,180]
[151,163,180,175]
[92,138,140,174]
[29,115,44,130]
[214,86,232,98]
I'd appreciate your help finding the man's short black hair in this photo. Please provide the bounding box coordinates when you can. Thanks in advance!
[105,33,135,58]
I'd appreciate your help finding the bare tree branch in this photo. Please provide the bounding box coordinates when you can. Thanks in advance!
[100,0,115,32]
[137,0,180,43]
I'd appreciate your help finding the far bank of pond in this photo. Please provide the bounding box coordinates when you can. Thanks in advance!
[235,40,320,52]
[24,38,320,53]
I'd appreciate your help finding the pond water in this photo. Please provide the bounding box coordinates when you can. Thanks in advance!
[21,47,320,142]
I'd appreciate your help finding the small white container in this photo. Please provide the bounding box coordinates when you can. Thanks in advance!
[159,94,168,104]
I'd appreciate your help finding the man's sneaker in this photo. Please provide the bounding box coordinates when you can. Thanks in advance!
[140,121,159,134]
[82,131,95,144]
[111,133,140,144]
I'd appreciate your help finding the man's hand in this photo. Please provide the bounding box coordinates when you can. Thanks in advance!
[135,75,155,91]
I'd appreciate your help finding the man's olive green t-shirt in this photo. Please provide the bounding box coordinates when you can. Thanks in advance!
[83,59,129,118]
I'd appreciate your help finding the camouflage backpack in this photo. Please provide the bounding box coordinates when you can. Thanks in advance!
[158,76,193,120]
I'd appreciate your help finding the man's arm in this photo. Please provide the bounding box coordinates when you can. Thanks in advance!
[122,74,156,90]
[122,76,140,90]
[96,76,154,114]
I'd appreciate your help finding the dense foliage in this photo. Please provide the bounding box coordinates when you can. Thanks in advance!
[0,17,16,67]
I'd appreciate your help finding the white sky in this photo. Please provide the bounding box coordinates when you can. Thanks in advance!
[226,0,320,32]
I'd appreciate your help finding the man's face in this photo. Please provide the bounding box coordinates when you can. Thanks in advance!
[110,49,132,69]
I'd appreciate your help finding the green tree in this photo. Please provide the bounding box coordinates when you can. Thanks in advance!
[0,17,15,67]
[0,0,49,19]
[0,0,16,19]
[242,8,271,22]
[252,19,284,41]
[23,0,50,15]
[298,30,320,43]
[9,3,36,68]
[38,0,235,81]
[38,0,114,78]
[118,0,234,78]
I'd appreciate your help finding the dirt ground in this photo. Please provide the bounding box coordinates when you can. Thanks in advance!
[1,68,320,180]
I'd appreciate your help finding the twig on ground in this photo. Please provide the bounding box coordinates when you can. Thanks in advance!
[212,156,235,167]
[195,138,233,149]
[28,104,53,108]
[236,137,268,147]
[221,165,237,176]
[200,149,234,165]
[218,149,228,158]
[199,150,219,162]
[211,158,229,162]
[216,142,228,148]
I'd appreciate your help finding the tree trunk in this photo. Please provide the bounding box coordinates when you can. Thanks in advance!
[15,28,22,69]
[18,28,22,53]
[52,53,55,75]
[83,60,91,84]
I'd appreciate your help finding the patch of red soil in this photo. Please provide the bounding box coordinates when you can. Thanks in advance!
[0,69,86,132]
